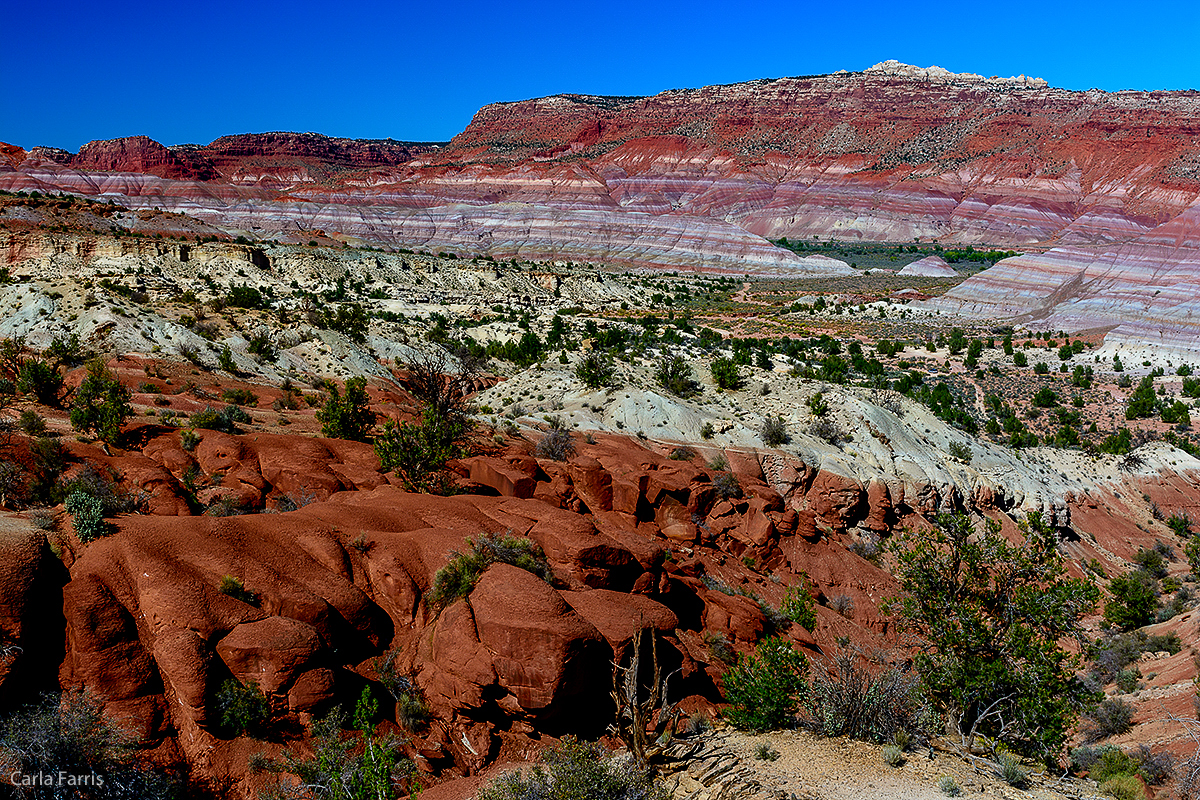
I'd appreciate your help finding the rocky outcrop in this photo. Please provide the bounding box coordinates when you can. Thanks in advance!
[0,426,908,795]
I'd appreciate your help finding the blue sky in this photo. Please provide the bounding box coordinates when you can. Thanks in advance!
[3,0,1198,152]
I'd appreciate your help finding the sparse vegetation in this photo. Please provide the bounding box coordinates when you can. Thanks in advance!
[215,678,270,737]
[218,575,259,606]
[1082,698,1135,743]
[374,347,477,494]
[16,359,64,407]
[710,357,742,390]
[760,414,790,446]
[65,491,110,542]
[654,353,700,397]
[0,692,178,798]
[754,742,780,761]
[476,736,666,800]
[804,643,930,744]
[780,577,817,631]
[535,418,575,461]
[427,533,551,609]
[712,471,741,499]
[190,403,250,433]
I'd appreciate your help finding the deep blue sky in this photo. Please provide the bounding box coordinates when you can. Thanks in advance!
[3,0,1198,152]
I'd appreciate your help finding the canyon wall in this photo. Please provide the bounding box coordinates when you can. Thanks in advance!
[5,63,1200,323]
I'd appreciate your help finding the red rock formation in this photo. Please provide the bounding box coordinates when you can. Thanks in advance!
[2,400,1200,795]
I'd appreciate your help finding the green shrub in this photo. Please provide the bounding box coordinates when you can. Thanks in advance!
[225,283,264,309]
[535,420,575,461]
[889,512,1099,758]
[319,302,369,343]
[1032,387,1058,407]
[247,333,277,362]
[255,709,416,800]
[221,387,258,406]
[215,678,269,737]
[704,632,737,666]
[395,690,430,734]
[754,742,780,761]
[65,491,110,542]
[476,736,666,800]
[1133,547,1168,578]
[809,417,847,445]
[1089,631,1178,683]
[190,404,250,433]
[1115,668,1140,694]
[995,752,1028,787]
[374,649,430,733]
[780,578,817,631]
[375,410,469,494]
[804,644,929,743]
[1104,570,1159,630]
[1100,775,1144,800]
[1126,376,1158,419]
[180,428,201,451]
[1087,746,1142,781]
[655,354,700,397]
[16,359,64,406]
[18,409,47,436]
[575,352,617,389]
[936,776,962,796]
[218,345,237,373]
[427,533,551,609]
[808,392,829,417]
[1083,698,1135,742]
[711,357,742,390]
[317,377,374,442]
[761,414,790,446]
[712,472,741,499]
[69,360,133,444]
[721,637,807,732]
[57,464,135,515]
[218,575,259,606]
[882,743,904,766]
[45,333,86,367]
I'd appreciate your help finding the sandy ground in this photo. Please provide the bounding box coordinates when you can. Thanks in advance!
[665,728,1108,800]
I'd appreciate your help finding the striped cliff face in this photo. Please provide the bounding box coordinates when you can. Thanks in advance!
[3,67,1200,283]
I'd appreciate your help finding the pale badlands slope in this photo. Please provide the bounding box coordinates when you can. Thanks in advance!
[924,204,1200,361]
[5,62,1200,335]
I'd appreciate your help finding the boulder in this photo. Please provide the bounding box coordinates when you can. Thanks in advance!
[215,616,323,693]
[469,563,607,721]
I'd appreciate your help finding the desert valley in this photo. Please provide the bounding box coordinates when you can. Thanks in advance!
[2,59,1200,800]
